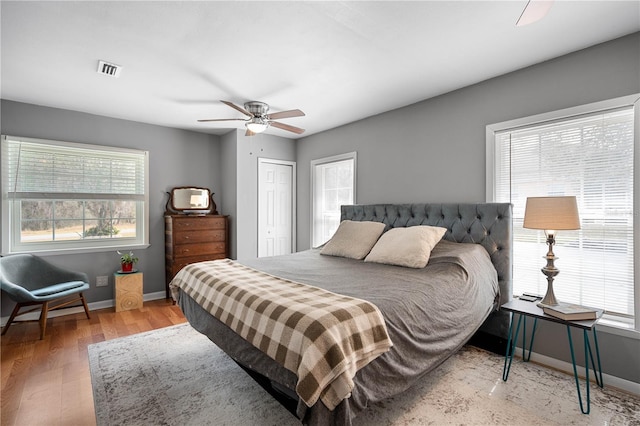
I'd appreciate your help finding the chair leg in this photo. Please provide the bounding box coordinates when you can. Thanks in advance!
[80,292,91,319]
[1,303,23,336]
[39,301,50,340]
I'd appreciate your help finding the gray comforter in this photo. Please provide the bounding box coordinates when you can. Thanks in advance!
[176,240,499,425]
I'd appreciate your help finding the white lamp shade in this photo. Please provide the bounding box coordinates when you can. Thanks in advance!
[523,196,580,230]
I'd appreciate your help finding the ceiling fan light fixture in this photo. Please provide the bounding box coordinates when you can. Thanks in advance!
[246,119,268,134]
[199,101,304,135]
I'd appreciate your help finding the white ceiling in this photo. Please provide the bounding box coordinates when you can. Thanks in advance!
[1,1,639,138]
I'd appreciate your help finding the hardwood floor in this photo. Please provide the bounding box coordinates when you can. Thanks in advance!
[1,299,186,426]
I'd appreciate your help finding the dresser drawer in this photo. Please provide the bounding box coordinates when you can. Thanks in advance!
[174,229,226,244]
[171,217,226,231]
[173,242,226,258]
[170,254,227,276]
[165,214,229,299]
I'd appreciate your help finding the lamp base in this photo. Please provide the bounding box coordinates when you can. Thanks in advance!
[539,282,558,306]
[539,232,560,306]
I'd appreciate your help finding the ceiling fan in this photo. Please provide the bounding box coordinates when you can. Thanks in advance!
[198,100,305,136]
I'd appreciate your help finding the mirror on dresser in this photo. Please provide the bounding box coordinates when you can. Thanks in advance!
[165,186,218,215]
[164,187,227,298]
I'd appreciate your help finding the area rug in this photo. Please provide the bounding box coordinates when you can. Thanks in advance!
[89,323,640,426]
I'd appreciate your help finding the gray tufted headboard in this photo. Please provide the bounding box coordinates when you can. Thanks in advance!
[341,203,513,339]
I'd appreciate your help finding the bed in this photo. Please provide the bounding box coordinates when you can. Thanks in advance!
[171,202,513,425]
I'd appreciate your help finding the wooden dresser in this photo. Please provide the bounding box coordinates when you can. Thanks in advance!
[164,214,229,298]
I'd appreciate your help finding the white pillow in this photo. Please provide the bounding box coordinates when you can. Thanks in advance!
[364,225,447,268]
[320,220,386,260]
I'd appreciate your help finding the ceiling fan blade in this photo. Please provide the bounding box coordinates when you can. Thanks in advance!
[267,109,305,120]
[221,100,252,117]
[270,121,305,135]
[516,0,554,26]
[245,128,256,137]
[197,118,247,122]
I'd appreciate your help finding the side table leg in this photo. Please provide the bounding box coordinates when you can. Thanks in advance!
[590,327,604,388]
[503,313,523,381]
[566,326,591,414]
[523,317,537,362]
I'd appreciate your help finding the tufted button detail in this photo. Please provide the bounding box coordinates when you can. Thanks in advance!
[341,202,511,308]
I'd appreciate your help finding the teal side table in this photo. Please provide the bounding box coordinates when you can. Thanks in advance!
[501,298,604,414]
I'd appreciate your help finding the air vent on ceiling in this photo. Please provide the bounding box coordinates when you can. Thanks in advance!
[97,60,123,78]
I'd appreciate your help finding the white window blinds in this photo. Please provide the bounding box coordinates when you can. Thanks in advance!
[2,135,148,253]
[3,136,145,200]
[311,153,356,248]
[494,107,635,319]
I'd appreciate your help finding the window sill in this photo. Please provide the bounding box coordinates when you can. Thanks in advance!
[3,243,150,257]
[597,316,640,340]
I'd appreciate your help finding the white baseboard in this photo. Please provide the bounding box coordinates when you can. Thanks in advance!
[0,291,168,326]
[514,345,640,397]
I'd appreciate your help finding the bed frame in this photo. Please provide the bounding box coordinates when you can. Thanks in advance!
[177,202,513,424]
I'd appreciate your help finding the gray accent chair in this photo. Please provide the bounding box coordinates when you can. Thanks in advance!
[1,254,91,339]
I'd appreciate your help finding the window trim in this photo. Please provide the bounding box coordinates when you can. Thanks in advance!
[485,93,640,334]
[310,151,357,248]
[1,135,150,255]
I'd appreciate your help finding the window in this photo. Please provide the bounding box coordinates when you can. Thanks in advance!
[311,152,356,247]
[487,94,639,331]
[1,135,149,254]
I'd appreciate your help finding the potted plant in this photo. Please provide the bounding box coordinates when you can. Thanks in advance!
[117,250,138,272]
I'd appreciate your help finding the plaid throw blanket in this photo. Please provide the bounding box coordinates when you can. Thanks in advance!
[170,259,392,410]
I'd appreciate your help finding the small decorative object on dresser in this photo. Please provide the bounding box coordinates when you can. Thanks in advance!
[164,187,228,298]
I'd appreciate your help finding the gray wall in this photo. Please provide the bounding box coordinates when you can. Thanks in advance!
[295,33,640,384]
[233,130,296,261]
[0,100,222,311]
[218,129,296,260]
[220,130,238,258]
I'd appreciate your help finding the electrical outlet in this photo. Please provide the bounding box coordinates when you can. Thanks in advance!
[96,275,109,287]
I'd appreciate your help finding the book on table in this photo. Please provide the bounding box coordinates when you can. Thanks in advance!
[538,302,599,321]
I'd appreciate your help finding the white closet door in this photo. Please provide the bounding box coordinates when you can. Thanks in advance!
[258,159,295,257]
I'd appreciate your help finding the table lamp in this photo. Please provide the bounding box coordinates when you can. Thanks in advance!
[523,196,580,306]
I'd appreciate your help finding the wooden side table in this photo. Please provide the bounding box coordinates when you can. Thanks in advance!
[501,298,604,414]
[114,271,143,312]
